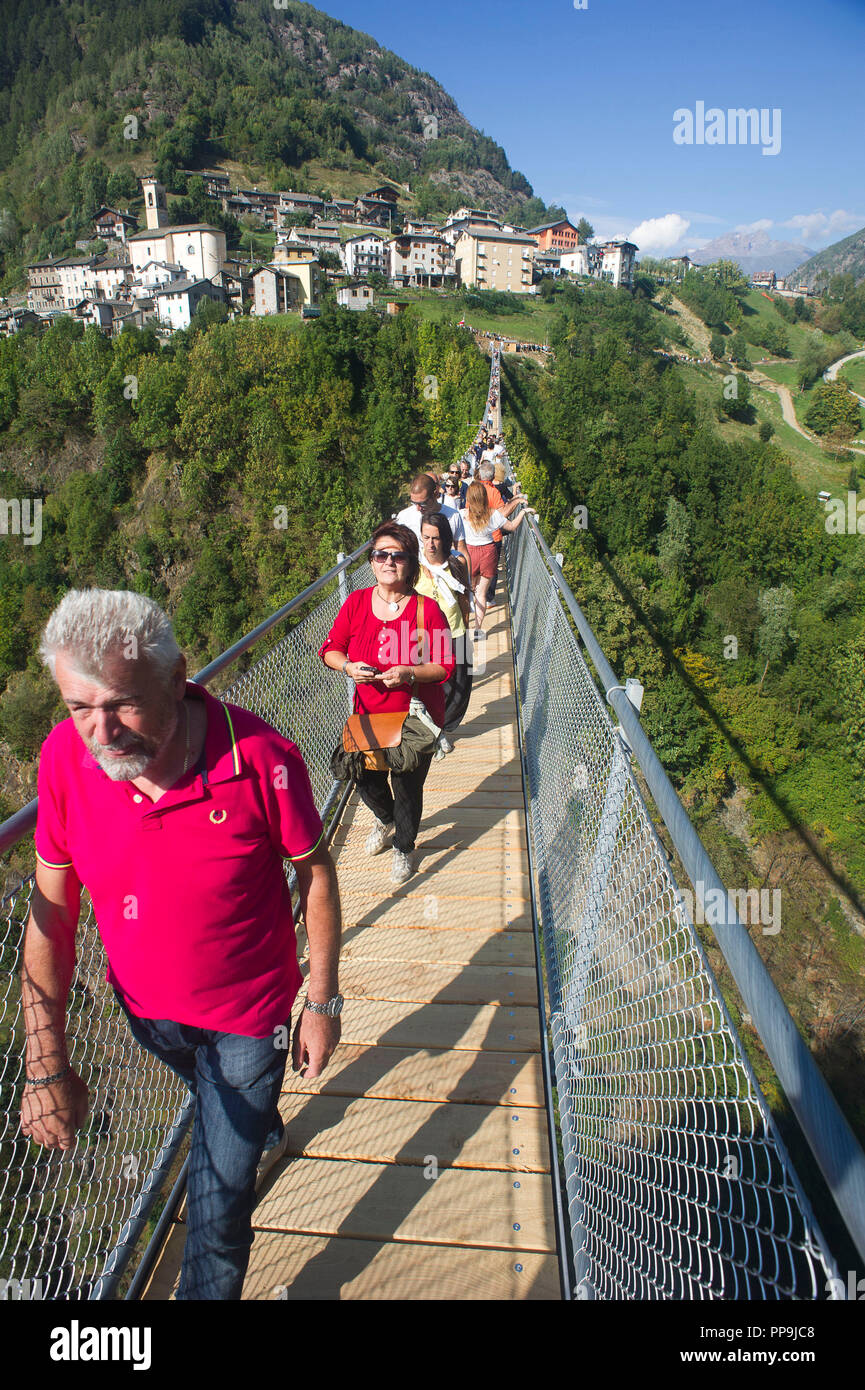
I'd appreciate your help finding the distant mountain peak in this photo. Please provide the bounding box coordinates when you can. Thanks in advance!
[683,229,813,277]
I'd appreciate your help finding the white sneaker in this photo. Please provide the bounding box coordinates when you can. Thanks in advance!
[390,848,415,884]
[438,734,454,754]
[365,819,394,855]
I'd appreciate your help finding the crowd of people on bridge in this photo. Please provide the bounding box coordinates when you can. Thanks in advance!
[17,347,532,1306]
[319,347,534,886]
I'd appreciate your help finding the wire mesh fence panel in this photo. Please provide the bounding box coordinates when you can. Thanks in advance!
[0,557,370,1300]
[505,521,837,1300]
[0,882,191,1300]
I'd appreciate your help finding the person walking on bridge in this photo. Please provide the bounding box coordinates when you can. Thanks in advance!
[320,523,454,884]
[476,461,524,604]
[396,474,472,577]
[416,512,473,755]
[19,589,343,1301]
[463,481,532,632]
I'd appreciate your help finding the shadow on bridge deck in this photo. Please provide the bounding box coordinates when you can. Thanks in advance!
[142,600,561,1301]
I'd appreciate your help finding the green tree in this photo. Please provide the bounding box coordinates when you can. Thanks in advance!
[105,164,139,206]
[576,217,594,244]
[728,332,751,367]
[657,496,691,577]
[719,373,751,419]
[804,382,861,439]
[756,585,797,690]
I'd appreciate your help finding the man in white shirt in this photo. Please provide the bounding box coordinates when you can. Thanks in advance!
[396,476,471,574]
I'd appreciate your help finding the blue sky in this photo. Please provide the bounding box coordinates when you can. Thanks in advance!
[317,0,865,255]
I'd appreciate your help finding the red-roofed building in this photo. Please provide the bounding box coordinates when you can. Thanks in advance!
[529,219,580,253]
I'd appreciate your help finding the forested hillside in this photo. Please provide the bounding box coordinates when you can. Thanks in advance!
[0,307,487,817]
[503,283,865,1139]
[0,0,560,289]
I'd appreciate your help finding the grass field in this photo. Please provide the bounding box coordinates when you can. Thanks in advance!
[839,356,865,397]
[384,287,561,344]
[675,359,855,496]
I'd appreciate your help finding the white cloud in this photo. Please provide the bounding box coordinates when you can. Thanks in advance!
[628,213,690,253]
[734,218,774,233]
[781,209,863,244]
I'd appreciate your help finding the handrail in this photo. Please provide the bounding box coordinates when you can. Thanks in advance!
[523,514,865,1267]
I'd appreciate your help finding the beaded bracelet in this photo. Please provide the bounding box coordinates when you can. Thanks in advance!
[23,1063,72,1089]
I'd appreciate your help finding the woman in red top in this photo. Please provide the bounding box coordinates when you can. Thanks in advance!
[320,522,454,884]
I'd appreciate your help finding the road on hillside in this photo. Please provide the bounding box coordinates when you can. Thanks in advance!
[825,347,865,405]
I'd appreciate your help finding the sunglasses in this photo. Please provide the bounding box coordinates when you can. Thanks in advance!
[370,549,409,563]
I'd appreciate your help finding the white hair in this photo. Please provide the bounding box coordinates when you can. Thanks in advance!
[39,589,182,687]
[477,461,495,481]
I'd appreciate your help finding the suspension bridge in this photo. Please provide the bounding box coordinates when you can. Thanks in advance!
[1,347,864,1301]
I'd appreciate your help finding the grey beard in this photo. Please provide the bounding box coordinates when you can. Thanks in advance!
[90,746,153,781]
[86,705,179,782]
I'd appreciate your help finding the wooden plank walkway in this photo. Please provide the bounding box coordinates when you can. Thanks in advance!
[142,601,561,1301]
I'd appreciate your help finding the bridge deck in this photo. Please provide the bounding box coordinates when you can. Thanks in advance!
[143,602,561,1300]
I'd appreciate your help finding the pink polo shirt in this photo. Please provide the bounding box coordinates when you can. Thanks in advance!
[34,681,324,1037]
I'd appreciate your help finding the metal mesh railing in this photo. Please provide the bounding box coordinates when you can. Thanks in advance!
[506,518,839,1300]
[0,553,371,1299]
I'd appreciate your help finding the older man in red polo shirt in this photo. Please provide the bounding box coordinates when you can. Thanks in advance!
[19,588,343,1300]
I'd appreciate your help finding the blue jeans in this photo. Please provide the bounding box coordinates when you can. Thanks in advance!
[115,991,288,1300]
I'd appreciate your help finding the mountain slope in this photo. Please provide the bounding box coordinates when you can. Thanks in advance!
[0,0,554,280]
[787,225,865,292]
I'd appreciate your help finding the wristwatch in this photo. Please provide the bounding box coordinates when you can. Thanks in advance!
[304,993,344,1017]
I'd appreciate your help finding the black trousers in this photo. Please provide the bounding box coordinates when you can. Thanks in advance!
[356,753,435,853]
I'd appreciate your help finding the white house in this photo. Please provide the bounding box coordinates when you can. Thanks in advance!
[152,278,227,331]
[560,246,590,277]
[561,240,638,289]
[336,283,376,311]
[598,240,638,288]
[388,234,452,288]
[342,233,387,279]
[253,266,307,316]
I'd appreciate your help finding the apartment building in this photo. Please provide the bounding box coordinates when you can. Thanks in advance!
[530,219,580,253]
[253,267,307,316]
[453,227,536,293]
[270,247,321,307]
[388,233,452,288]
[342,233,388,279]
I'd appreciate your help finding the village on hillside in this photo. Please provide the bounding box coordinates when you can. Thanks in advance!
[1,172,647,338]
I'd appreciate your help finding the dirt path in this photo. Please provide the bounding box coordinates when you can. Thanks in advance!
[669,296,712,355]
